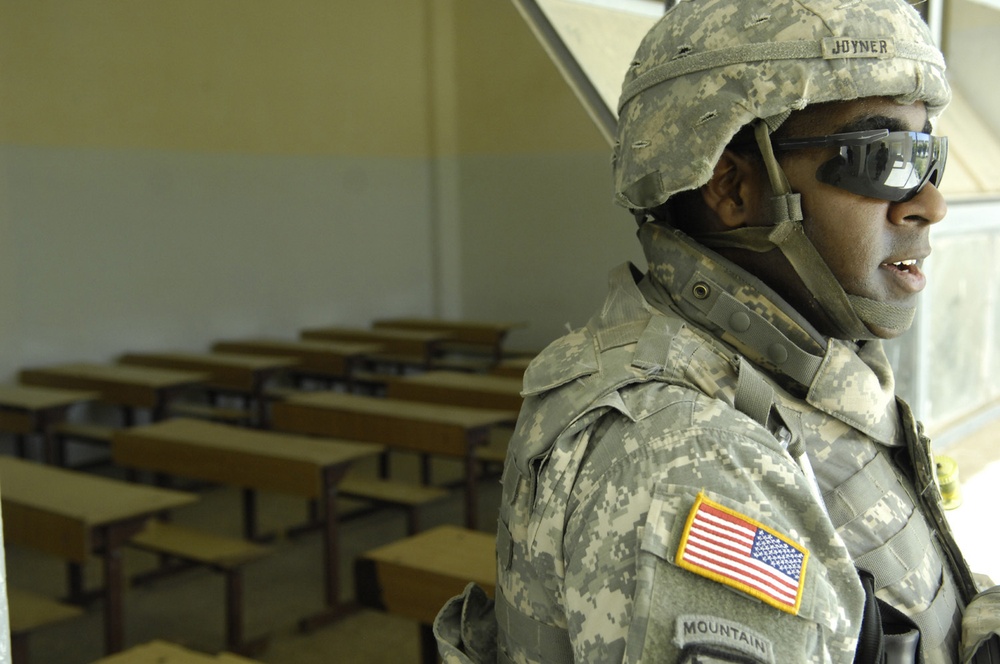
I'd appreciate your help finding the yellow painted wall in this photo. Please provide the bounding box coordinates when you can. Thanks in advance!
[0,0,606,157]
[0,1,431,156]
[448,0,608,155]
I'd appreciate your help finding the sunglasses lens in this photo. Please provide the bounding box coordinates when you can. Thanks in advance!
[822,132,947,202]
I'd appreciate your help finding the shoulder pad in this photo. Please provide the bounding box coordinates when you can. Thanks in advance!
[521,327,599,397]
[521,262,654,397]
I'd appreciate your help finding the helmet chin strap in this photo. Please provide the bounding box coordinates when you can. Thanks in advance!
[693,121,915,341]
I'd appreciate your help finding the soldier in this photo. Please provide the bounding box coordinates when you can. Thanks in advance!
[436,0,1000,662]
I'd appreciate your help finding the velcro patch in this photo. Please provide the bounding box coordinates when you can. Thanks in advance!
[675,615,775,664]
[675,492,808,615]
[822,36,895,59]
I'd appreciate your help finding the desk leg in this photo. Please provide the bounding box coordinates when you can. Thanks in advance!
[252,388,268,429]
[67,562,85,604]
[321,474,340,609]
[242,488,258,541]
[151,387,186,422]
[41,407,72,466]
[464,446,479,531]
[151,397,167,422]
[255,399,267,429]
[421,454,432,485]
[44,428,60,465]
[299,466,356,632]
[103,544,125,653]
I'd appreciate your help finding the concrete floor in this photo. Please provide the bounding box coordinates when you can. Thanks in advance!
[6,416,1000,664]
[934,416,1000,586]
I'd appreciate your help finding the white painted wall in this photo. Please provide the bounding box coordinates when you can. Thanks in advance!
[0,147,435,379]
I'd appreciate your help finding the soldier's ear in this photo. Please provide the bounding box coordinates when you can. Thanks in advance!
[700,150,767,229]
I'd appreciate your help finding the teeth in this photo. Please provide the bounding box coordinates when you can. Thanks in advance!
[893,259,917,268]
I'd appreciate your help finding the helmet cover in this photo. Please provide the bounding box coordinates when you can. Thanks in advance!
[613,0,950,211]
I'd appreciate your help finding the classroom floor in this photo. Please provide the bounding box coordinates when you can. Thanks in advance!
[6,416,1000,664]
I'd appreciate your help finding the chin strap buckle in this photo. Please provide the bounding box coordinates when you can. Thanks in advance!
[770,192,803,224]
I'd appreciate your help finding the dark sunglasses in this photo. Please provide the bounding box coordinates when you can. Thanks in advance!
[772,129,947,202]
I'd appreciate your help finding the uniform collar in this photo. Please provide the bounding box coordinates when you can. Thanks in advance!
[639,221,900,445]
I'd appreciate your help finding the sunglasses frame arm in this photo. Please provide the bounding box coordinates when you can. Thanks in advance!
[772,129,891,151]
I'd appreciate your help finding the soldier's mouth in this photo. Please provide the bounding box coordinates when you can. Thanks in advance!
[879,258,926,293]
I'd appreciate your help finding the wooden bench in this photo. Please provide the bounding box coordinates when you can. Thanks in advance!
[211,338,382,388]
[169,401,254,426]
[300,326,449,372]
[477,424,512,474]
[385,370,524,411]
[261,385,302,401]
[372,317,525,366]
[8,587,84,664]
[50,422,118,466]
[112,419,381,631]
[355,525,496,664]
[51,422,172,483]
[340,474,450,534]
[271,392,518,529]
[128,521,272,655]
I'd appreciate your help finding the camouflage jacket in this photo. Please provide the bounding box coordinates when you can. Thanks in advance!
[437,222,990,663]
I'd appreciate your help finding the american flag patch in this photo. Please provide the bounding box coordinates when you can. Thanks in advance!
[675,492,808,615]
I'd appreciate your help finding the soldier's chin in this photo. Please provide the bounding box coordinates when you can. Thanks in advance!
[863,321,907,340]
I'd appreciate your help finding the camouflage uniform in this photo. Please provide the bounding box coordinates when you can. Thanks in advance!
[478,221,977,664]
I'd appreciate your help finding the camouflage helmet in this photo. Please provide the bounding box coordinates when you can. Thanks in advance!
[613,0,950,211]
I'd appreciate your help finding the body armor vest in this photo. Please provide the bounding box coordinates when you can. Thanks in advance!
[495,250,976,663]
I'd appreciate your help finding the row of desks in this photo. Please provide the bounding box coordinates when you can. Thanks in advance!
[3,358,524,443]
[2,366,524,526]
[2,364,524,536]
[10,325,529,427]
[1,419,383,655]
[0,374,523,655]
[1,320,528,656]
[4,315,529,439]
[1,361,525,525]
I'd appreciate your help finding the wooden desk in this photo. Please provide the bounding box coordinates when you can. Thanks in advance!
[271,392,517,529]
[211,339,381,385]
[355,525,495,664]
[118,351,298,424]
[372,317,524,363]
[385,370,523,411]
[0,385,98,463]
[0,457,197,654]
[91,639,262,663]
[19,363,208,424]
[300,326,449,369]
[8,587,84,663]
[112,418,382,629]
